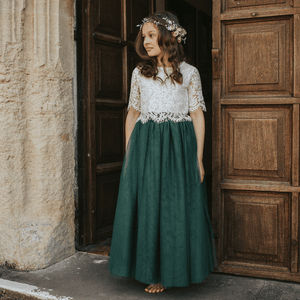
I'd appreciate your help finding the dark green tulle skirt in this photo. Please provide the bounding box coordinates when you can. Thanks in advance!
[109,120,216,288]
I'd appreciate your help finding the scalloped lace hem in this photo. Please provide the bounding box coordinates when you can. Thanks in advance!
[189,102,207,112]
[137,112,192,124]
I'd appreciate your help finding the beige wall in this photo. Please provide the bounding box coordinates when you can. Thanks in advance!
[0,0,75,270]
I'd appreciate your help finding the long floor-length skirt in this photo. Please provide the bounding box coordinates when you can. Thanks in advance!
[109,120,215,288]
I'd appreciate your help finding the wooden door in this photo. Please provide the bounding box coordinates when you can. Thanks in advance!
[82,0,154,245]
[212,0,300,281]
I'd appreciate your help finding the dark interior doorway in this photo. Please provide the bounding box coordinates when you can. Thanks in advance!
[165,0,213,215]
[76,0,213,247]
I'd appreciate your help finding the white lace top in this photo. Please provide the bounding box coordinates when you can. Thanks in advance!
[127,61,206,124]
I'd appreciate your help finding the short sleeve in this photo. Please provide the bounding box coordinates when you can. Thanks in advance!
[127,68,141,112]
[188,68,206,112]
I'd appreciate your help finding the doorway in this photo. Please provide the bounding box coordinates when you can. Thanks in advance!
[164,0,213,214]
[77,0,300,284]
[78,0,213,247]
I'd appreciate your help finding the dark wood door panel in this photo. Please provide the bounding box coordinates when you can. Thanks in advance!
[223,190,291,268]
[94,41,124,100]
[95,108,124,165]
[223,17,292,97]
[223,0,290,12]
[127,0,152,42]
[96,171,121,234]
[223,105,292,182]
[83,0,154,244]
[91,0,122,37]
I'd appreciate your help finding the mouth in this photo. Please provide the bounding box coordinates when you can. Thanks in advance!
[145,48,153,51]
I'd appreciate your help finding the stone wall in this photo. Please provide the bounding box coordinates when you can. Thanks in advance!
[0,0,75,270]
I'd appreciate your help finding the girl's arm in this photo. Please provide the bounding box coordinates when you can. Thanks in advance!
[190,108,205,183]
[125,108,141,149]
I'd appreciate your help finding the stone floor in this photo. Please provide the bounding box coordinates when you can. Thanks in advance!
[1,251,300,300]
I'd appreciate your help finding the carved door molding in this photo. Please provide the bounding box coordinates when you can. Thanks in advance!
[212,0,300,280]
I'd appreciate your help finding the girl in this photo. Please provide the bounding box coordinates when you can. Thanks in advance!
[109,11,215,293]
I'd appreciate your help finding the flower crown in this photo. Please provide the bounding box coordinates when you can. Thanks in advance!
[137,17,187,44]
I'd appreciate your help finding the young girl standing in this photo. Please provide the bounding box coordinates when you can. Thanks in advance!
[109,11,215,293]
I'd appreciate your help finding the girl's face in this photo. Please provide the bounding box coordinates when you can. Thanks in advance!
[142,22,162,58]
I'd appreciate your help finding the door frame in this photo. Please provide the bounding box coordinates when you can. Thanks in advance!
[75,0,212,246]
[75,0,85,247]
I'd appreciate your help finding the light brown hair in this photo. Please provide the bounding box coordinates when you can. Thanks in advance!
[135,11,186,85]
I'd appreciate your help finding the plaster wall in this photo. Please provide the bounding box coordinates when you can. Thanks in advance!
[0,0,75,270]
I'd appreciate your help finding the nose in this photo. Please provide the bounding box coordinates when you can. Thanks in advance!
[144,35,150,45]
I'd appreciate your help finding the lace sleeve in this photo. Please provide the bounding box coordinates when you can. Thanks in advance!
[188,68,206,112]
[127,68,141,112]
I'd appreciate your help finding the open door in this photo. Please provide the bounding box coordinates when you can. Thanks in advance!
[212,0,300,281]
[82,0,155,245]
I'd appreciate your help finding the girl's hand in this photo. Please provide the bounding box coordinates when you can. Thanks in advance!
[190,108,205,184]
[198,159,205,183]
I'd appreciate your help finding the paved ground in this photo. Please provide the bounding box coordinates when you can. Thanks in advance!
[0,252,300,300]
[0,288,40,300]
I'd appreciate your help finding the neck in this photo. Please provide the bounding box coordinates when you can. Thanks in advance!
[157,55,171,67]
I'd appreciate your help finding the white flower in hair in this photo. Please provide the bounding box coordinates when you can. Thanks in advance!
[169,24,176,31]
[137,16,187,44]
